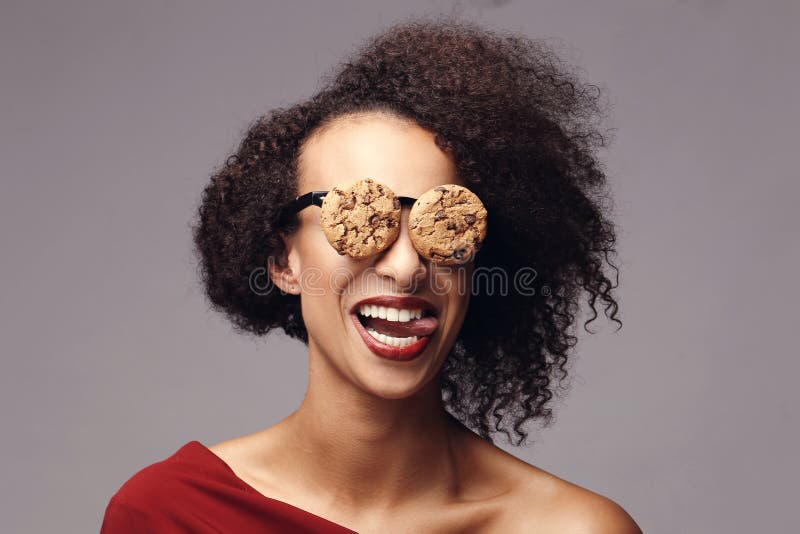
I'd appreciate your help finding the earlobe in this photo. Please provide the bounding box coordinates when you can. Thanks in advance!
[268,232,301,295]
[268,258,300,295]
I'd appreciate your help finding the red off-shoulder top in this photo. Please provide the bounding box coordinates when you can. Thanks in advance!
[100,440,358,533]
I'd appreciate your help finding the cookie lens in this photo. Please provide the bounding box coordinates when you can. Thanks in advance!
[319,177,402,258]
[407,184,488,265]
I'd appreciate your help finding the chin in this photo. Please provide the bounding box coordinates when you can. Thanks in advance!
[353,364,438,400]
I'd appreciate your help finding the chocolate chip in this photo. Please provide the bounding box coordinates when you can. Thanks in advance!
[464,214,476,225]
[343,199,355,210]
[446,222,456,230]
[377,184,384,193]
[434,210,446,221]
[361,193,372,204]
[369,215,378,225]
[386,219,396,228]
[393,198,400,209]
[453,248,466,259]
[434,186,448,192]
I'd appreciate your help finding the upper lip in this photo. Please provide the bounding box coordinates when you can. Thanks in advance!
[350,295,438,317]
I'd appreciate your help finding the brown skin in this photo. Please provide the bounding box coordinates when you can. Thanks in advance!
[209,114,641,533]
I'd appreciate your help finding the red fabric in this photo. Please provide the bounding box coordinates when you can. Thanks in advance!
[100,441,357,533]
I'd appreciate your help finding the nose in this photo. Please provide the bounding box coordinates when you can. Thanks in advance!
[373,207,427,291]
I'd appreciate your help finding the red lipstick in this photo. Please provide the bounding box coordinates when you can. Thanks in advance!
[349,296,439,362]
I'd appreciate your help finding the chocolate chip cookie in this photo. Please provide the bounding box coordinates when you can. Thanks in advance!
[320,178,401,258]
[408,184,488,264]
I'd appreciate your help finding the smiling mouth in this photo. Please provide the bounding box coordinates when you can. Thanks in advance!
[355,304,438,345]
[349,300,440,361]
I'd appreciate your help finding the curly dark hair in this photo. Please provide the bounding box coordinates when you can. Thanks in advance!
[192,15,621,447]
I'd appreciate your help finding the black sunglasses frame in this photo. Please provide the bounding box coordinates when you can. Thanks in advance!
[277,191,418,226]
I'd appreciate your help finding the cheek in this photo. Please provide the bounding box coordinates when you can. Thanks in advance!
[444,265,473,322]
[294,227,347,292]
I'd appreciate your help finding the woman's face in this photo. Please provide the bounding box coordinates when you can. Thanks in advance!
[276,113,474,399]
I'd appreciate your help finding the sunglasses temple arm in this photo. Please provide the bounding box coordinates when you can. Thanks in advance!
[276,191,328,226]
[276,191,415,226]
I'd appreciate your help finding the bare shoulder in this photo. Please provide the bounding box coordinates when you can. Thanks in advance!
[530,479,641,534]
[449,424,640,533]
[207,435,248,458]
[207,430,272,473]
[207,420,285,458]
[206,425,290,488]
[501,460,642,534]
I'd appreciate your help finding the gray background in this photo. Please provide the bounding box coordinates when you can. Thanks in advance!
[1,1,797,532]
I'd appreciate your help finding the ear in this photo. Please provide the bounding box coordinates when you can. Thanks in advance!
[268,231,301,296]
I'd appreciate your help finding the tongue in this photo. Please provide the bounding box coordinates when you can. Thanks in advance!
[362,315,438,337]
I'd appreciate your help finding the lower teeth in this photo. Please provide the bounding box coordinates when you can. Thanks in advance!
[366,327,419,348]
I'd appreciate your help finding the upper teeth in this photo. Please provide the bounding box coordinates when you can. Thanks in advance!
[358,304,423,322]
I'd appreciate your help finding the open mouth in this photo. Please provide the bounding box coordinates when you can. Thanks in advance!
[349,298,439,361]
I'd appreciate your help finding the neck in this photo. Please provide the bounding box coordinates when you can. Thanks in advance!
[278,341,466,510]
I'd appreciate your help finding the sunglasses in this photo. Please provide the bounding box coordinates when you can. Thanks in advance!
[276,178,487,265]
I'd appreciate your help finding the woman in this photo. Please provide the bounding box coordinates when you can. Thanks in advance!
[102,17,641,533]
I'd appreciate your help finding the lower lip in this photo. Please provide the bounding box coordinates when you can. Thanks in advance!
[350,313,432,362]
